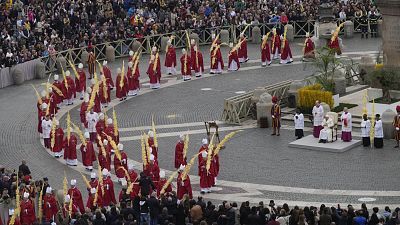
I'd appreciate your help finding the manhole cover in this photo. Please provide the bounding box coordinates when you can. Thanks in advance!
[358,197,376,202]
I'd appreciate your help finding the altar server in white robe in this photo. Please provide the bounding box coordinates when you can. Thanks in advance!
[294,108,304,139]
[360,114,371,147]
[312,101,324,138]
[374,114,384,148]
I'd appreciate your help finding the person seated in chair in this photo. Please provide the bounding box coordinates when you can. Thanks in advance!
[319,115,334,143]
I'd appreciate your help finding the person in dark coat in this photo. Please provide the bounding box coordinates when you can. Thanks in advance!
[240,201,251,225]
[247,206,260,225]
[18,160,31,176]
[147,193,161,225]
[93,211,107,225]
[221,203,236,225]
[139,172,155,197]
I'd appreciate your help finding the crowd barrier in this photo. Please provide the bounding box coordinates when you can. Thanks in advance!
[0,59,40,88]
[0,17,381,89]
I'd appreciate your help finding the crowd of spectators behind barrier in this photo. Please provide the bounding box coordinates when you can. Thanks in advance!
[0,163,399,225]
[0,0,379,68]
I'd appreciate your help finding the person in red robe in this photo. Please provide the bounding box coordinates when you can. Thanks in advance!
[63,132,78,166]
[101,169,117,207]
[175,135,187,169]
[116,68,128,101]
[80,132,96,171]
[303,32,315,60]
[147,131,158,159]
[96,114,106,143]
[126,62,135,96]
[192,45,204,77]
[261,35,272,67]
[210,153,220,186]
[75,63,86,100]
[63,71,76,105]
[210,38,224,74]
[20,192,35,225]
[271,28,281,60]
[228,43,240,71]
[198,138,208,164]
[80,94,89,128]
[7,209,21,225]
[99,139,112,171]
[147,54,161,89]
[238,33,249,63]
[52,75,64,108]
[47,89,58,116]
[190,39,197,70]
[328,30,342,57]
[177,165,193,199]
[157,170,172,197]
[125,163,140,198]
[280,37,293,64]
[99,75,111,108]
[198,151,212,194]
[43,187,58,222]
[127,55,140,96]
[51,120,64,158]
[105,118,119,144]
[114,143,128,183]
[180,49,192,81]
[61,195,78,219]
[86,187,103,210]
[164,40,177,75]
[68,179,85,213]
[102,61,114,90]
[143,154,160,186]
[89,79,101,113]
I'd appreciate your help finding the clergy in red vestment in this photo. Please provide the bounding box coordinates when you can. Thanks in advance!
[125,163,140,198]
[280,37,293,64]
[52,75,64,108]
[62,71,76,105]
[157,170,172,197]
[89,79,101,113]
[238,33,249,63]
[271,28,281,60]
[210,153,220,186]
[99,139,112,171]
[210,38,224,74]
[147,52,161,89]
[143,154,160,186]
[75,63,86,100]
[164,39,177,75]
[80,94,89,128]
[43,187,58,222]
[20,192,35,225]
[80,132,96,171]
[175,135,187,169]
[99,75,111,107]
[147,131,158,159]
[328,30,342,57]
[68,179,85,213]
[303,32,315,60]
[51,120,64,158]
[47,90,58,116]
[180,49,192,81]
[198,151,212,194]
[86,187,103,210]
[198,138,208,164]
[102,169,117,207]
[261,34,272,67]
[62,195,78,219]
[228,43,240,71]
[192,45,204,77]
[114,143,128,182]
[89,172,99,192]
[63,132,78,166]
[127,55,140,96]
[105,118,119,144]
[177,165,193,199]
[190,39,197,71]
[126,62,136,96]
[102,61,114,90]
[116,68,128,101]
[96,114,106,143]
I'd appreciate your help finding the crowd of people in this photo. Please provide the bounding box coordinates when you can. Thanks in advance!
[1,162,399,225]
[0,0,379,68]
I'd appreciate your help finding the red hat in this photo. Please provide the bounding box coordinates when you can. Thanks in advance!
[272,96,278,103]
[397,105,400,112]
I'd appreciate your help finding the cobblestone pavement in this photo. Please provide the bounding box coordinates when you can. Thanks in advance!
[2,35,395,207]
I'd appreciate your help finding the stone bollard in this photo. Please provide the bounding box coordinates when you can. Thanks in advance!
[287,80,304,108]
[220,29,230,44]
[80,50,88,67]
[382,109,396,139]
[343,20,354,38]
[35,61,46,79]
[285,24,294,42]
[377,20,383,37]
[256,92,272,128]
[251,87,266,103]
[251,26,261,44]
[161,36,170,53]
[56,56,67,74]
[189,33,200,46]
[11,67,24,85]
[132,40,142,53]
[321,102,331,116]
[105,45,115,62]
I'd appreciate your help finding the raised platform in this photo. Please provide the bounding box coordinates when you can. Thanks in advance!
[288,135,362,153]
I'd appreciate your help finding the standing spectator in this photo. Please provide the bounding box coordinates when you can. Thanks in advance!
[18,160,31,176]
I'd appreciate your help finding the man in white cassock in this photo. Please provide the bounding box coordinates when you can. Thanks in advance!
[312,101,324,138]
[319,115,334,143]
